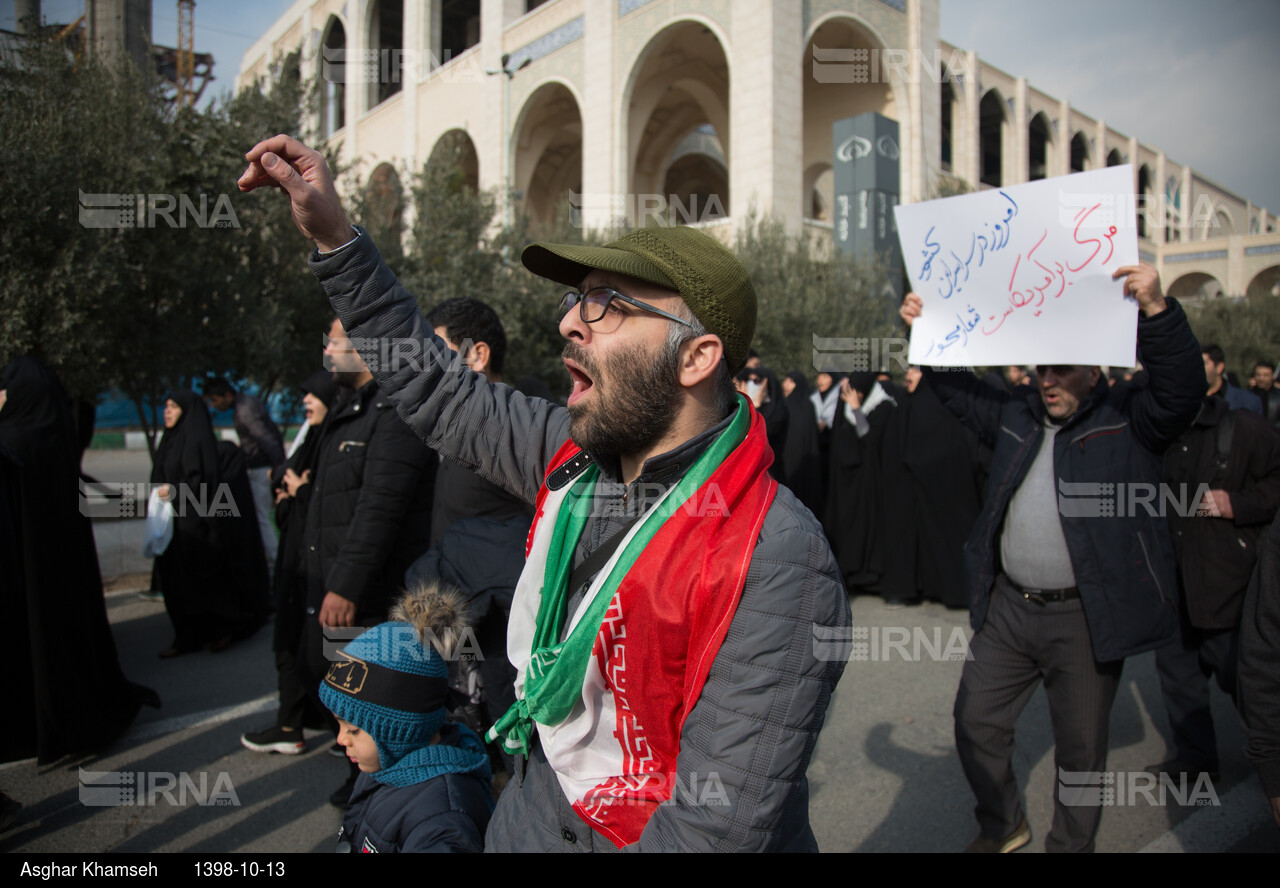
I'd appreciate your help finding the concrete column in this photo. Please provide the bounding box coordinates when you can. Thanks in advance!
[907,0,940,204]
[345,0,365,164]
[402,0,421,164]
[1058,99,1070,175]
[729,0,804,233]
[90,0,153,73]
[429,0,442,63]
[1128,135,1142,242]
[1095,117,1106,170]
[400,0,422,240]
[582,0,619,230]
[14,0,41,34]
[1013,77,1027,183]
[478,0,508,195]
[964,50,980,188]
[1181,164,1193,242]
[1228,235,1245,296]
[1155,150,1166,246]
[301,9,316,138]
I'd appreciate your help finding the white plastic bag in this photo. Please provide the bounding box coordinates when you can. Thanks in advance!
[142,486,175,558]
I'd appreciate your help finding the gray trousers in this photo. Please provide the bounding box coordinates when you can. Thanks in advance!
[954,574,1123,852]
[246,466,278,569]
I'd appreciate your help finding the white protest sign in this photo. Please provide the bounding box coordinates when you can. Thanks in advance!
[895,166,1140,367]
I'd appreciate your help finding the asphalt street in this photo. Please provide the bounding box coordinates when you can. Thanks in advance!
[2,449,1275,854]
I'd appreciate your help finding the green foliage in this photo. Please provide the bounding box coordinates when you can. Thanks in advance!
[0,34,909,436]
[930,172,975,200]
[734,209,898,378]
[1183,295,1280,378]
[0,36,327,447]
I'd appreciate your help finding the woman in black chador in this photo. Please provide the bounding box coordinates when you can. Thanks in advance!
[0,357,158,764]
[780,371,824,519]
[242,371,340,753]
[150,389,264,656]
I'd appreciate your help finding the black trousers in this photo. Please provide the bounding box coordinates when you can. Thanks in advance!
[954,574,1123,852]
[1153,616,1238,770]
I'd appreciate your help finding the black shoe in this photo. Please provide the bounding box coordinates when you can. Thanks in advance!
[1145,758,1219,783]
[329,772,359,808]
[241,725,306,755]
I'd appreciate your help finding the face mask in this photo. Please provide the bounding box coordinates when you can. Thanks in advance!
[746,381,764,401]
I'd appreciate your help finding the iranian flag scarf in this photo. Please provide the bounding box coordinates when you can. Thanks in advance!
[487,397,777,848]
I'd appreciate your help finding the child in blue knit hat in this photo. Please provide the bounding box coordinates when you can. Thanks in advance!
[319,581,494,853]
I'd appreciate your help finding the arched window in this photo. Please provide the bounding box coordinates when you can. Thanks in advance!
[320,18,346,137]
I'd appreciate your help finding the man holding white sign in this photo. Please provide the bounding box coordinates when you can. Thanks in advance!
[900,259,1204,852]
[895,166,1143,370]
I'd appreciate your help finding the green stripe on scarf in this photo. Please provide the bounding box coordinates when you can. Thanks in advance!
[488,400,751,755]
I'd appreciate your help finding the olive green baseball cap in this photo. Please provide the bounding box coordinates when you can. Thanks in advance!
[521,226,757,373]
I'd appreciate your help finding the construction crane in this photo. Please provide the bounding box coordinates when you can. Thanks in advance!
[176,0,195,107]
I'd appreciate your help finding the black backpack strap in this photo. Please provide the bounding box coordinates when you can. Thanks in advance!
[547,451,595,491]
[567,511,645,597]
[1215,408,1236,471]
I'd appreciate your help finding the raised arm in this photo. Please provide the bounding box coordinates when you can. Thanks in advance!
[240,135,571,503]
[1110,265,1205,454]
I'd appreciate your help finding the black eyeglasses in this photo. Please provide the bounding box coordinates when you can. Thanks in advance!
[559,287,696,329]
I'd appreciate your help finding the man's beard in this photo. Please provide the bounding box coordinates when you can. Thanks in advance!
[563,339,682,460]
[332,370,364,390]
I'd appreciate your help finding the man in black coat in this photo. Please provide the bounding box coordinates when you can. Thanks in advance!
[1251,360,1280,430]
[901,263,1205,852]
[301,317,437,804]
[413,297,532,775]
[1150,385,1280,782]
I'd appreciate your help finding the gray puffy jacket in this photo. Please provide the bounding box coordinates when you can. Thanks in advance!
[311,231,851,852]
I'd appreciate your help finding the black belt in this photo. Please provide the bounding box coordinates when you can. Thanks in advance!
[1006,577,1079,604]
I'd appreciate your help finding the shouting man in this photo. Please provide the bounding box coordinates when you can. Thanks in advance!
[238,135,850,852]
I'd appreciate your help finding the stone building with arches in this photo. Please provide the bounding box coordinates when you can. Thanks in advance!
[237,0,1279,300]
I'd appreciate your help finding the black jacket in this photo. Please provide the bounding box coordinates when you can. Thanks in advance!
[1165,397,1280,629]
[1239,511,1280,800]
[304,379,436,620]
[232,392,286,475]
[925,299,1205,662]
[1253,385,1280,430]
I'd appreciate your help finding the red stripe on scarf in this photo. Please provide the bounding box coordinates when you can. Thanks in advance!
[565,406,777,846]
